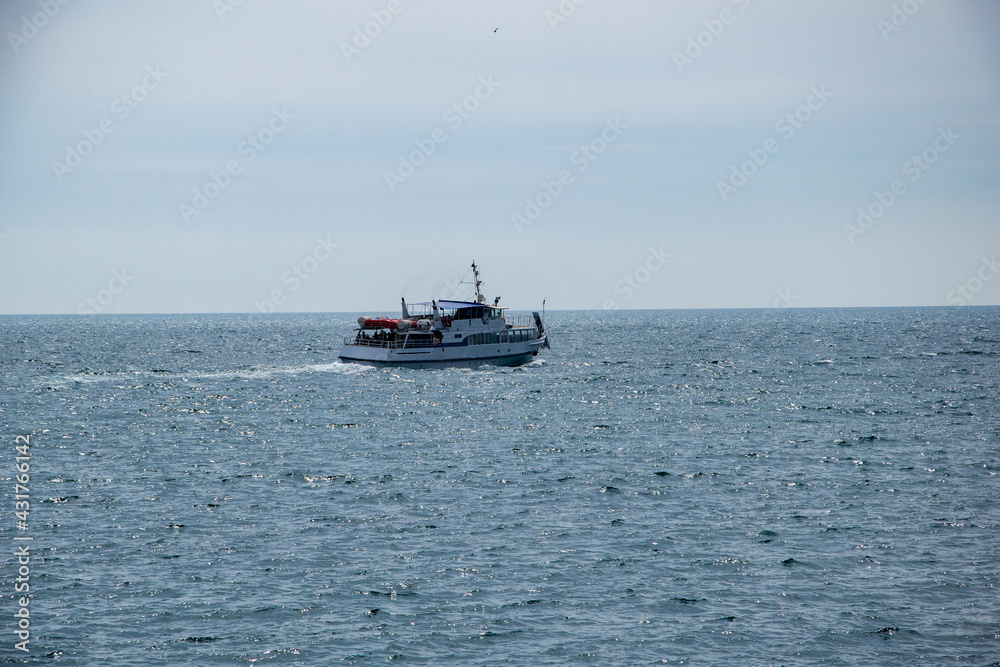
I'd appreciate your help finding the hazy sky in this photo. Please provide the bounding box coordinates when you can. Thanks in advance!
[1,0,998,314]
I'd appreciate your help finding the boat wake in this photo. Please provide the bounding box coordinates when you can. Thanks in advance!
[193,361,372,381]
[44,360,370,388]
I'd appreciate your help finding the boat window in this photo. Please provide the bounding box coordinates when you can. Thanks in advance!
[456,307,485,320]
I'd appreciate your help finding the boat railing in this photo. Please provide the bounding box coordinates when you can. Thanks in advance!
[503,313,537,329]
[343,336,442,349]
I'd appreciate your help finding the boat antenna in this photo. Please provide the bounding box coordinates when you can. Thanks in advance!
[541,298,550,348]
[471,260,485,304]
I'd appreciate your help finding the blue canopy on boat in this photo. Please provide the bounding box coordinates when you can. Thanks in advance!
[410,299,505,309]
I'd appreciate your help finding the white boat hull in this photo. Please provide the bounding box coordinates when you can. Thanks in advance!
[339,338,546,368]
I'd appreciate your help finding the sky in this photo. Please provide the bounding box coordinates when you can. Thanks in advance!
[1,0,998,314]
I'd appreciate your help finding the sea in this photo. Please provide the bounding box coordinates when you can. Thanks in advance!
[0,308,998,666]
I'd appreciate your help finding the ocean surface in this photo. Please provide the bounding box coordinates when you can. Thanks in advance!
[1,308,998,666]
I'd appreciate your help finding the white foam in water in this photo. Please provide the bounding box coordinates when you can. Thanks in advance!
[189,361,372,381]
[303,361,372,375]
[46,360,370,388]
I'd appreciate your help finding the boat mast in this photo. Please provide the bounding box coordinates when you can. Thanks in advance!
[471,260,485,304]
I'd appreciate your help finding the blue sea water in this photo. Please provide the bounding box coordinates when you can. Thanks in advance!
[0,308,998,665]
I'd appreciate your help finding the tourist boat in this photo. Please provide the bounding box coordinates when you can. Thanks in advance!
[339,262,548,368]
